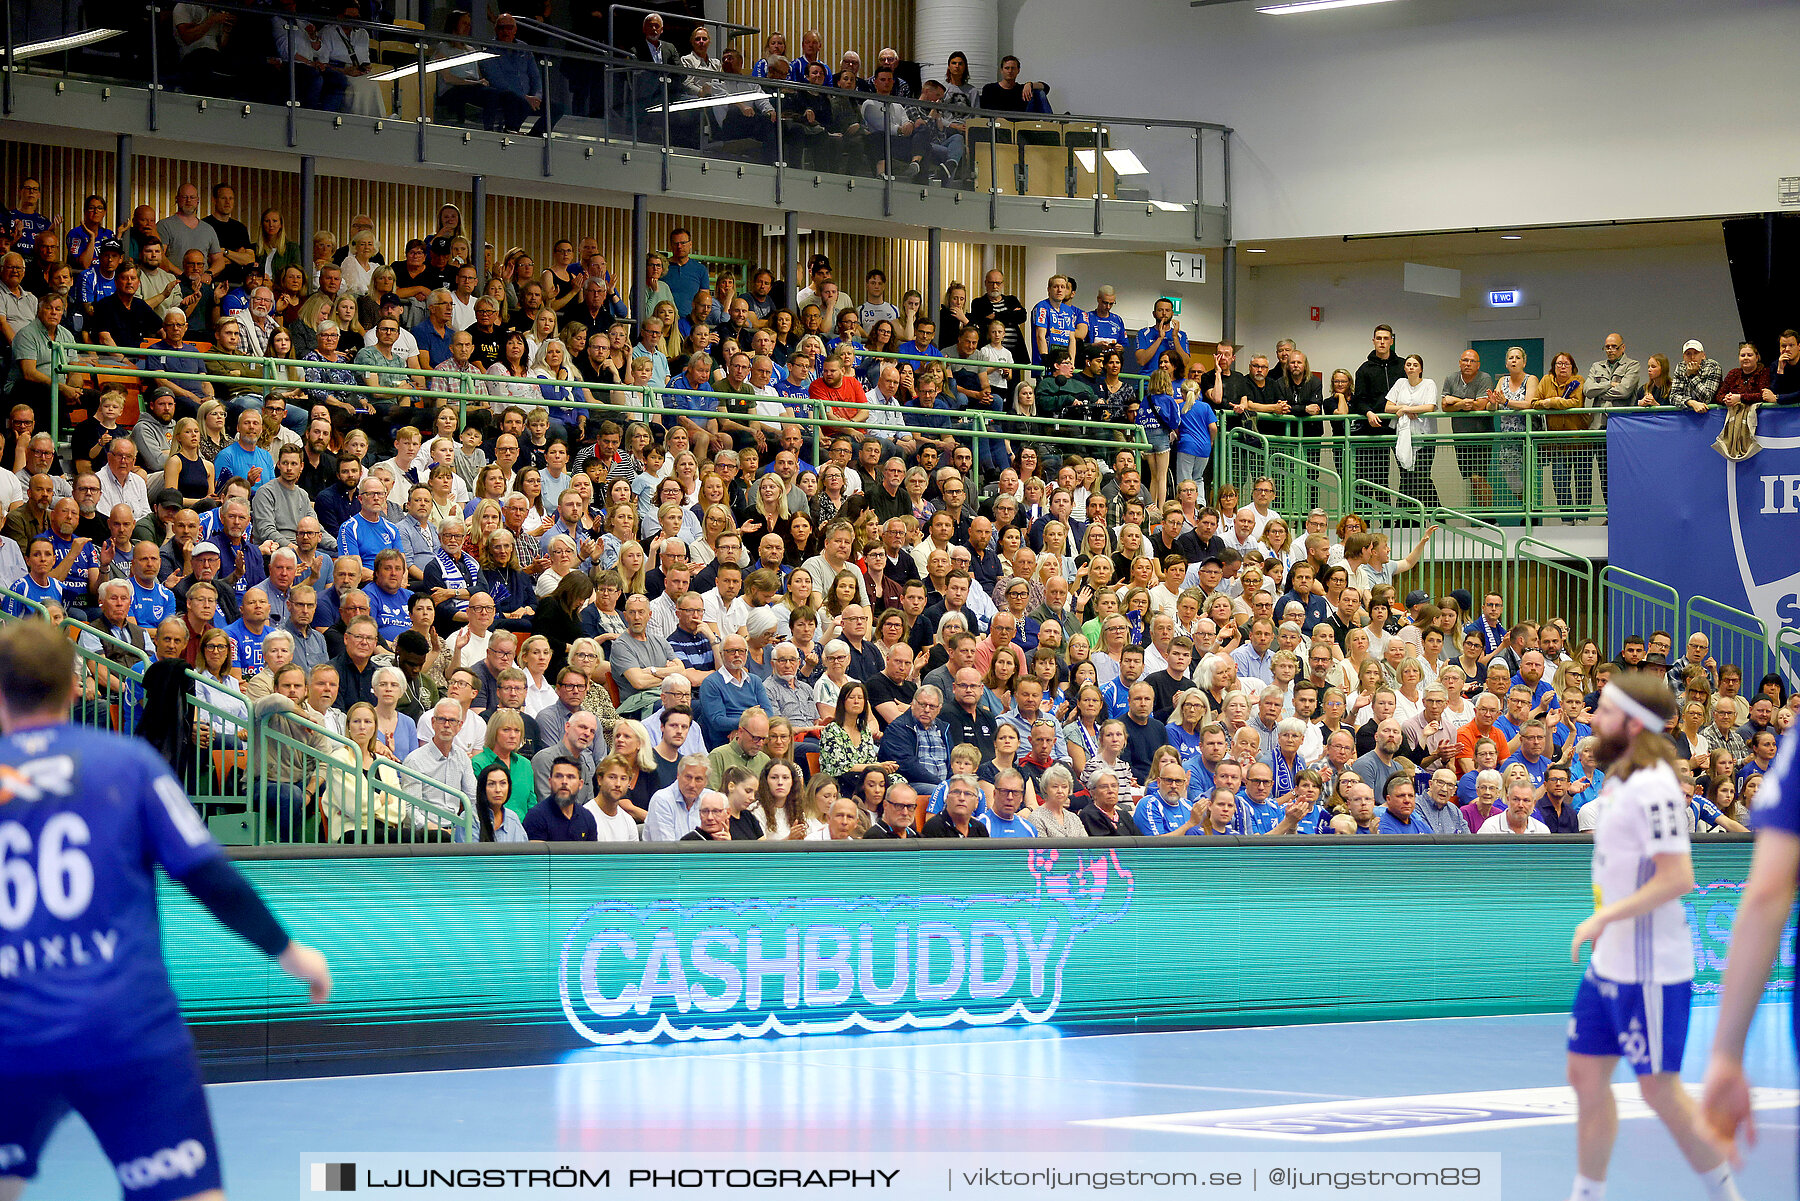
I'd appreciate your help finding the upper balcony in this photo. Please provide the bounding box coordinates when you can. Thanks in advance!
[1,4,1232,247]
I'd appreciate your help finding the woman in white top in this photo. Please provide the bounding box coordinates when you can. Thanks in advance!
[757,759,806,841]
[534,534,580,598]
[518,635,558,714]
[799,776,844,841]
[485,330,538,400]
[1385,352,1439,503]
[1437,664,1475,738]
[815,639,854,722]
[339,229,379,297]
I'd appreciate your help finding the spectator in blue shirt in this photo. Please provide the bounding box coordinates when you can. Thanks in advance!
[1500,720,1553,789]
[1135,758,1193,836]
[1376,774,1436,834]
[361,549,414,643]
[212,409,276,493]
[1076,286,1128,357]
[483,15,551,135]
[1133,298,1189,373]
[663,228,711,318]
[894,317,945,373]
[337,478,403,579]
[979,770,1038,837]
[1030,275,1081,365]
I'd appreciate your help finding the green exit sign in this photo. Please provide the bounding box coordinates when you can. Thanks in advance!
[1169,298,1182,316]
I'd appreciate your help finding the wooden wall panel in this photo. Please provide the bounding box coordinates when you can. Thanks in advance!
[726,0,914,72]
[0,138,1025,314]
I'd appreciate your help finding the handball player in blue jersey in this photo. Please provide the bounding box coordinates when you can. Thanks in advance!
[1702,725,1800,1180]
[0,620,331,1201]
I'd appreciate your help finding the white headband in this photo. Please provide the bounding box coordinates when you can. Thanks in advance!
[1601,683,1665,732]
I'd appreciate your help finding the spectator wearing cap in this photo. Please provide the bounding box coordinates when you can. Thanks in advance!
[73,238,126,308]
[1671,339,1722,413]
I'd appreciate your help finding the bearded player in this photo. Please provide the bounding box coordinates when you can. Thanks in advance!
[0,620,332,1201]
[1564,675,1744,1201]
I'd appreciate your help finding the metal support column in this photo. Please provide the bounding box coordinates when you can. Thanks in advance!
[630,194,649,320]
[926,228,943,340]
[114,135,133,231]
[299,156,316,262]
[784,211,799,306]
[470,175,487,277]
[1220,244,1237,345]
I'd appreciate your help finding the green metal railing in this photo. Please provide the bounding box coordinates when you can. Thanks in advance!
[1514,537,1598,647]
[1217,410,1636,527]
[1683,595,1783,689]
[52,344,1150,492]
[1599,567,1679,659]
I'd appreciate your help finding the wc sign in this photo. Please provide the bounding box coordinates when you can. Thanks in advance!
[558,850,1134,1044]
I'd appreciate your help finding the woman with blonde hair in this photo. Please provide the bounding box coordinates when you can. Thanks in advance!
[466,707,531,815]
[1486,344,1538,509]
[608,719,657,820]
[196,398,230,463]
[319,701,403,842]
[163,415,214,505]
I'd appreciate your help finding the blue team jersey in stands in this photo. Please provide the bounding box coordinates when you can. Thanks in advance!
[1083,311,1127,347]
[0,724,223,1073]
[1031,300,1080,363]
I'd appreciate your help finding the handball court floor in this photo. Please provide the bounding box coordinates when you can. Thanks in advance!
[31,1006,1800,1199]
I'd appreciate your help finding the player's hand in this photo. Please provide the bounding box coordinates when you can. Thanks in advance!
[279,940,333,1003]
[1700,1057,1756,1167]
[1570,914,1606,963]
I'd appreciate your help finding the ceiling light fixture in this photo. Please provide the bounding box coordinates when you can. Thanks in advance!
[372,51,496,83]
[1500,234,1523,240]
[1074,148,1149,176]
[1256,0,1403,14]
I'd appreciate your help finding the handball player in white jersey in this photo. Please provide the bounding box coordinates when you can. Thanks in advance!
[1565,675,1744,1201]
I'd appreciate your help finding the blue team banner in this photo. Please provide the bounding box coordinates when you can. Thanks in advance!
[1608,408,1800,678]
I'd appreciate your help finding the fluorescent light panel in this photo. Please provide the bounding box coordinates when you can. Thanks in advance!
[1257,0,1402,13]
[648,90,769,114]
[371,50,495,83]
[13,28,124,59]
[1075,148,1150,176]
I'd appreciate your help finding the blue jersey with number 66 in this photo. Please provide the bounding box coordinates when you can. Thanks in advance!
[0,724,224,1074]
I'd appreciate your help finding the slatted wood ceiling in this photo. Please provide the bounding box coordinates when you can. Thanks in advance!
[0,140,1018,305]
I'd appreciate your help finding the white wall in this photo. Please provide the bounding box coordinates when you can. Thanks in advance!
[1043,240,1737,385]
[1005,0,1800,241]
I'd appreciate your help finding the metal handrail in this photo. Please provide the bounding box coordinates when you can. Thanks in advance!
[51,343,1150,491]
[606,4,758,50]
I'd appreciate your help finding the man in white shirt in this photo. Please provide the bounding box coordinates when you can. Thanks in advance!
[643,754,721,842]
[585,754,642,841]
[1478,779,1551,834]
[403,699,477,836]
[702,560,751,639]
[98,437,151,522]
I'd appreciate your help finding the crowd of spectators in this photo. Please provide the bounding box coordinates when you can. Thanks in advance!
[133,1,1057,180]
[1,175,1794,846]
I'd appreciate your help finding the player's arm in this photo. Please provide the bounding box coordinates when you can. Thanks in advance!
[173,857,332,1001]
[1570,848,1693,962]
[1702,827,1800,1161]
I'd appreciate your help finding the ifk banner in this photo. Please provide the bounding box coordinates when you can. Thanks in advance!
[1608,407,1800,673]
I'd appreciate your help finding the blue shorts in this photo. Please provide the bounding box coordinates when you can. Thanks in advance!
[1,1045,222,1199]
[1567,966,1691,1075]
[1141,426,1171,453]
